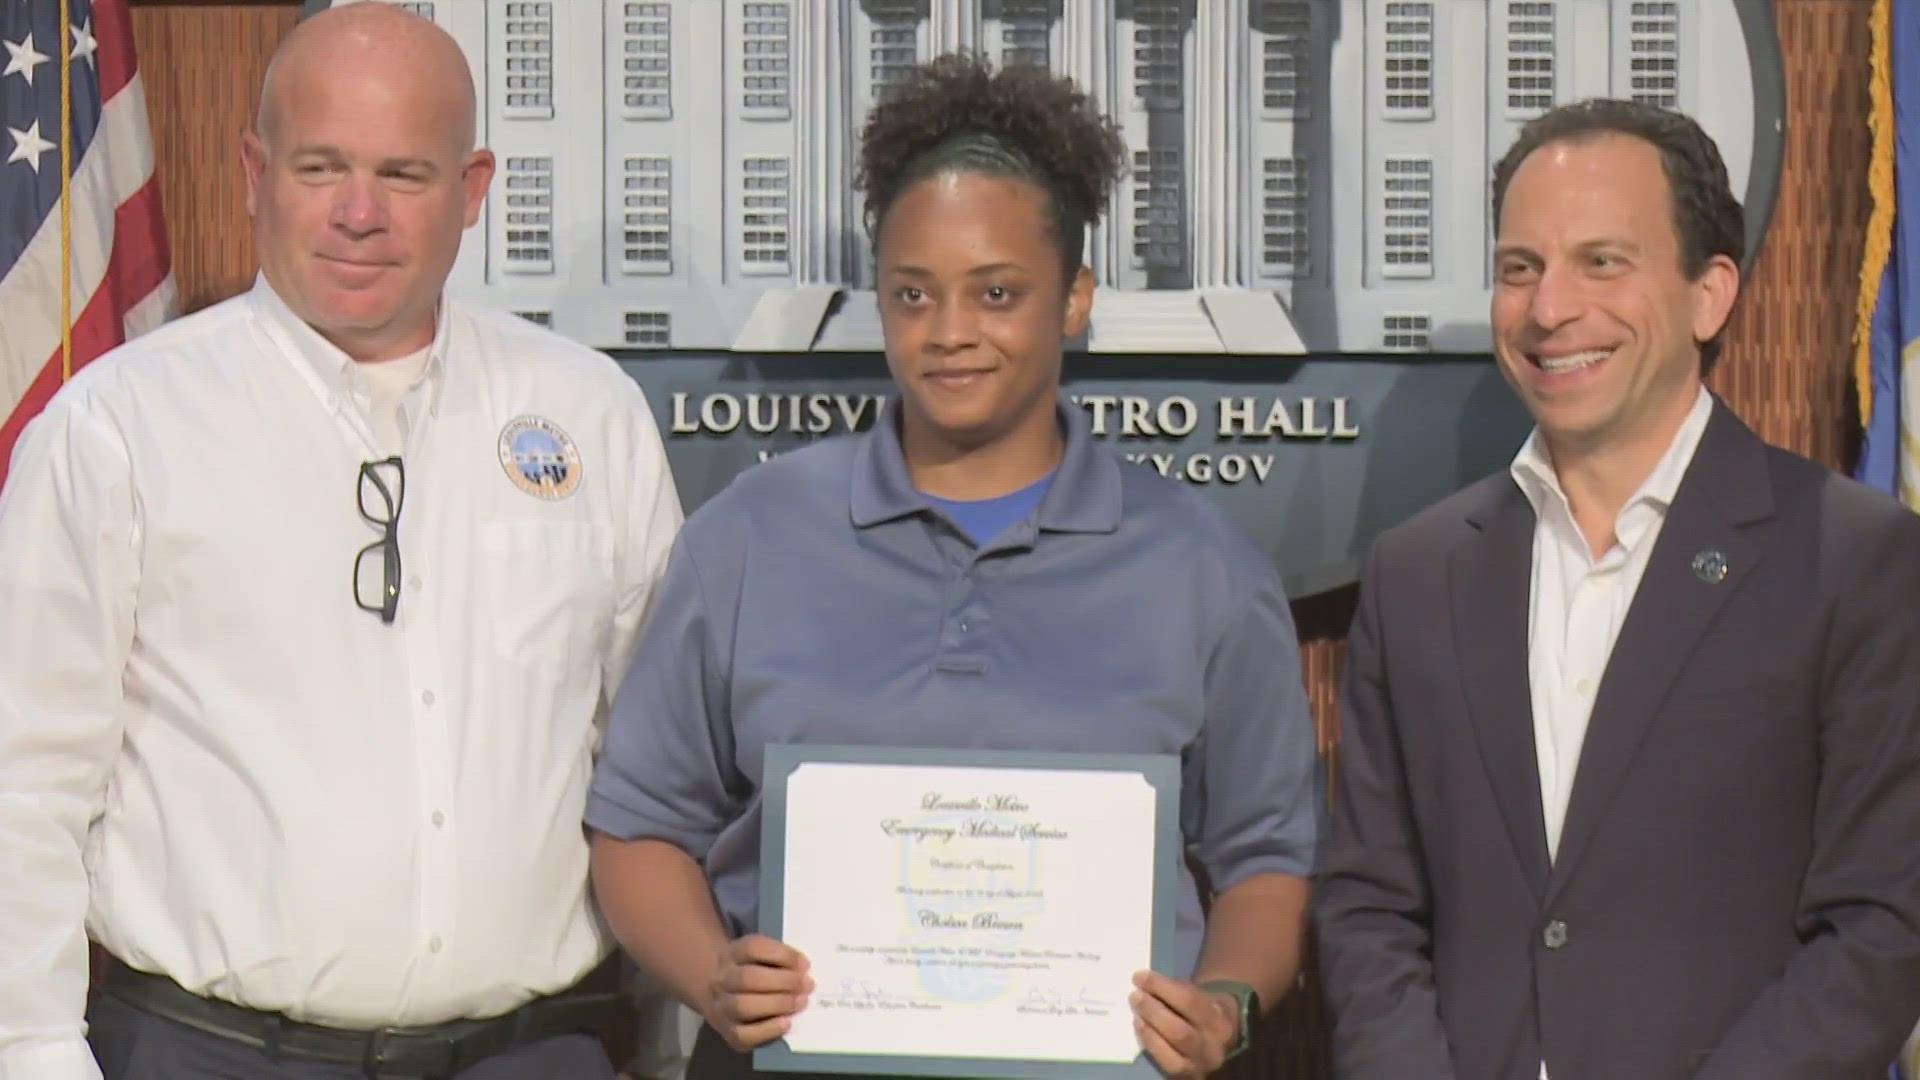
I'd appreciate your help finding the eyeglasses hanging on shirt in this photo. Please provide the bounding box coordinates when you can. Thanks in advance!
[354,457,405,624]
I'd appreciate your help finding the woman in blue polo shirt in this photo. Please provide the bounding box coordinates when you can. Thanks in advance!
[587,52,1322,1080]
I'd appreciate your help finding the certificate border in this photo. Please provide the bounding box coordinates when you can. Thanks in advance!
[752,744,1181,1078]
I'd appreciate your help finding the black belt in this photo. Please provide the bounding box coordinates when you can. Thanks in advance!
[100,954,627,1079]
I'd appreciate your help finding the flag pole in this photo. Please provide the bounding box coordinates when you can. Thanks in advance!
[58,0,74,383]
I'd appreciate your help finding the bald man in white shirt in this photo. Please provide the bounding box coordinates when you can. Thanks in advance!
[0,6,683,1079]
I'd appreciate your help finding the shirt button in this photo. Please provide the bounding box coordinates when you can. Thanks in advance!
[431,811,445,828]
[421,690,435,706]
[1574,678,1595,695]
[957,619,970,633]
[428,936,443,953]
[408,575,423,592]
[1542,919,1569,950]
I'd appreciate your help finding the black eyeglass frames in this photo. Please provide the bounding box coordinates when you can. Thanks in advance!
[354,456,405,624]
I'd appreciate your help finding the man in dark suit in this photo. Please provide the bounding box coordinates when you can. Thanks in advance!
[1312,97,1920,1080]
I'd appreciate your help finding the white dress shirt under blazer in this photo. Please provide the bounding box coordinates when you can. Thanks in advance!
[1511,384,1713,1080]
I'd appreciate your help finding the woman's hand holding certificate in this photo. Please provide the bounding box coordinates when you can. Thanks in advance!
[1129,971,1244,1079]
[704,934,814,1053]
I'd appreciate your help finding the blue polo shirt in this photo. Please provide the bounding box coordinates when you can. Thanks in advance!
[586,398,1322,978]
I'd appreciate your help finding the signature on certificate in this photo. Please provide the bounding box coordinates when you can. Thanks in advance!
[1015,983,1117,1017]
[819,978,948,1013]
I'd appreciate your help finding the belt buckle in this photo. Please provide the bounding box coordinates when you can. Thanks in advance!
[362,1025,458,1080]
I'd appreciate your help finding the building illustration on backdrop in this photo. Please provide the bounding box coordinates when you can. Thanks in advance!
[322,0,1779,355]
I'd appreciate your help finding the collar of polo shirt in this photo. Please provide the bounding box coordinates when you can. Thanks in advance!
[849,395,1123,537]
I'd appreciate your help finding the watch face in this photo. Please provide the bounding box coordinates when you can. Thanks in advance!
[1203,981,1257,1054]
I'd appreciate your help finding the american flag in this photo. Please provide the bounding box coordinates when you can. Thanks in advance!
[1,0,174,489]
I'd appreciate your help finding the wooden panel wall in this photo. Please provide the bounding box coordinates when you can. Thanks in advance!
[132,1,300,314]
[126,2,1878,1077]
[1712,0,1877,467]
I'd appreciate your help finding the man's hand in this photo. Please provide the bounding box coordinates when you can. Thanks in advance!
[1130,970,1241,1079]
[705,935,812,1052]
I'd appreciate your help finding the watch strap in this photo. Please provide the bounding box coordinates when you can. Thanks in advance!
[1196,979,1259,1060]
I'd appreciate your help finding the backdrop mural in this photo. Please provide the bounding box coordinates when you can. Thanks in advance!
[314,0,1785,597]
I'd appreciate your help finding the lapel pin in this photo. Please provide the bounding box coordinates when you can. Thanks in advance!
[1691,549,1729,584]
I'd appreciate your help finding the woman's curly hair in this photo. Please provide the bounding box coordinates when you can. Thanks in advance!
[855,52,1129,278]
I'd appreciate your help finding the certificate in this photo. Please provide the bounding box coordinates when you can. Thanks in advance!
[755,744,1180,1078]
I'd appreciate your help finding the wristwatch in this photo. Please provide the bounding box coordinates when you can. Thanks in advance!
[1197,979,1260,1060]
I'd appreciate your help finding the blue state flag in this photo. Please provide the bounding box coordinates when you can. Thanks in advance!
[1857,0,1919,509]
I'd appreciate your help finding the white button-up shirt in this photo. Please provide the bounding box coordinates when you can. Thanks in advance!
[1513,385,1711,1080]
[0,277,683,1080]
